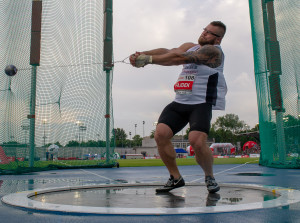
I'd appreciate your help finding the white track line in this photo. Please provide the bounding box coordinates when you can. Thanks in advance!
[189,160,259,183]
[54,160,116,182]
[79,169,116,182]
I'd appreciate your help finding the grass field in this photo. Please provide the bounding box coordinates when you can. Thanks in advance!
[0,158,260,174]
[117,157,259,167]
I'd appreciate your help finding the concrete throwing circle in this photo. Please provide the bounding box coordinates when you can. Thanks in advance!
[2,183,300,215]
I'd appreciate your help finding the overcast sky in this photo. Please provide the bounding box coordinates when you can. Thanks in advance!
[112,0,258,138]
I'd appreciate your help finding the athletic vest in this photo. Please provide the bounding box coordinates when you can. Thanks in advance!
[174,45,227,110]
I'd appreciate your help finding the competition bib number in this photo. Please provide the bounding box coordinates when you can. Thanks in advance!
[174,74,195,95]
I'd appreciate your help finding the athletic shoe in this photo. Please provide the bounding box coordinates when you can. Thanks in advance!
[156,175,185,193]
[205,176,220,193]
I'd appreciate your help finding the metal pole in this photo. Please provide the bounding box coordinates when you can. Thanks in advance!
[142,121,145,138]
[29,66,37,167]
[43,123,45,147]
[78,126,80,142]
[105,70,110,163]
[29,0,42,167]
[261,0,286,163]
[42,119,46,147]
[181,129,184,148]
[103,0,113,164]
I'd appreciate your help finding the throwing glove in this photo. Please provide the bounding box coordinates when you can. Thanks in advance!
[135,54,152,68]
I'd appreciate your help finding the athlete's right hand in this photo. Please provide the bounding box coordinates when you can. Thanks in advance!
[129,52,141,67]
[135,54,152,67]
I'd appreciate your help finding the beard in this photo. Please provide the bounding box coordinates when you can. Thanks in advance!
[198,36,216,46]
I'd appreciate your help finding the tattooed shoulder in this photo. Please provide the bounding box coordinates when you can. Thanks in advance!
[182,45,222,68]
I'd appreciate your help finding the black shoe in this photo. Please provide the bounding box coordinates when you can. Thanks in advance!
[205,176,220,193]
[156,175,185,193]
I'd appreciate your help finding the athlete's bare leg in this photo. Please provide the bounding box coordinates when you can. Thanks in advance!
[189,130,214,177]
[154,123,181,179]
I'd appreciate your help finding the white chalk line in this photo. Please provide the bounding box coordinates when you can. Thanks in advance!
[189,160,259,183]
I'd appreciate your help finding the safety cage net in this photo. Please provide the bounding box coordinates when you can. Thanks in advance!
[0,0,116,174]
[249,0,300,168]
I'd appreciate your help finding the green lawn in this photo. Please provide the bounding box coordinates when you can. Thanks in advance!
[117,157,259,167]
[0,158,259,173]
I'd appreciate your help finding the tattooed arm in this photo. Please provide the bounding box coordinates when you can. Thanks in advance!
[182,45,222,68]
[152,44,222,68]
[130,42,195,67]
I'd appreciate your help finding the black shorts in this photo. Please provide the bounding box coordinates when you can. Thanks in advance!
[158,102,212,135]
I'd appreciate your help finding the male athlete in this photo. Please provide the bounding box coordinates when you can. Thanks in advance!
[130,21,227,193]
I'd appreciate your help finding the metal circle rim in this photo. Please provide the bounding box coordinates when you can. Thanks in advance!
[2,183,300,215]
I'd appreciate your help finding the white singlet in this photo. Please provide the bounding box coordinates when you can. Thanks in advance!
[173,44,227,110]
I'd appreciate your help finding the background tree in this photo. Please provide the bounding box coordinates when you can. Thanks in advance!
[184,128,190,139]
[132,135,142,147]
[82,140,100,147]
[210,114,259,153]
[65,140,106,147]
[150,129,155,138]
[214,113,246,133]
[65,140,80,147]
[283,115,300,152]
[251,123,259,132]
[209,126,235,143]
[45,141,63,148]
[113,128,127,147]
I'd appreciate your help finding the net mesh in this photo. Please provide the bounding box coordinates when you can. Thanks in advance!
[0,0,116,174]
[249,0,300,168]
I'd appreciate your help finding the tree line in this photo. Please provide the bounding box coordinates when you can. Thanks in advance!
[114,113,259,148]
[1,113,258,148]
[62,113,258,148]
[5,113,298,151]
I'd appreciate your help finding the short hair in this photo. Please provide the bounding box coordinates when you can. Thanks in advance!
[210,21,226,37]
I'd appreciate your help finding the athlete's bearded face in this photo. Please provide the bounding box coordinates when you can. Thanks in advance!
[198,24,223,46]
[198,35,217,46]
